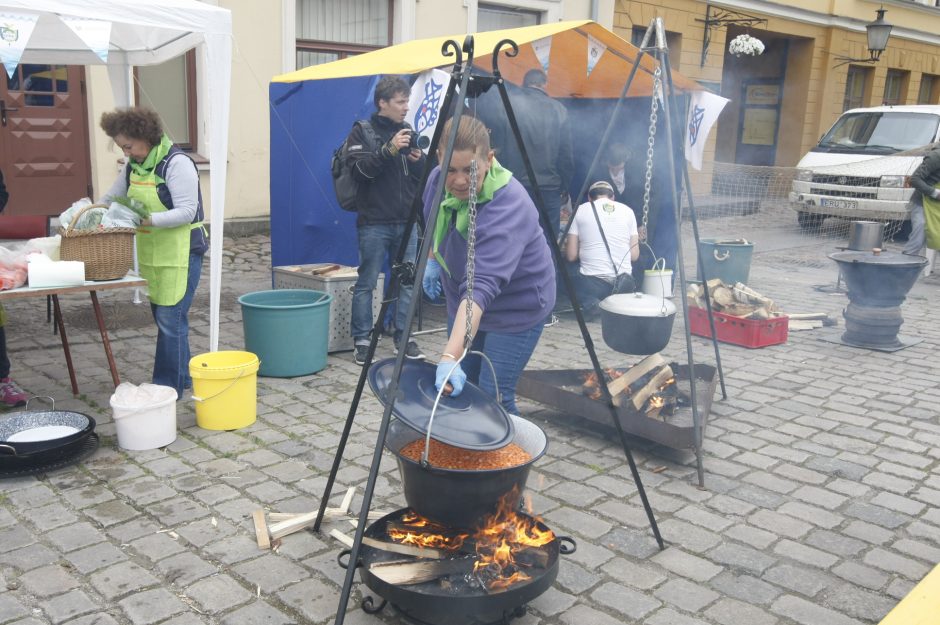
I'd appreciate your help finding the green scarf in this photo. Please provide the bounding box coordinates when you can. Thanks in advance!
[129,133,173,178]
[432,158,512,274]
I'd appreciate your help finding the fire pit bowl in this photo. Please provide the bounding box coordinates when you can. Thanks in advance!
[386,415,547,528]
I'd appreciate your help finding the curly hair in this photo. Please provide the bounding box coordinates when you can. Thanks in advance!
[373,75,410,110]
[100,108,164,146]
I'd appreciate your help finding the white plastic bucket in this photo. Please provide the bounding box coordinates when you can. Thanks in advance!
[643,259,674,299]
[110,383,178,450]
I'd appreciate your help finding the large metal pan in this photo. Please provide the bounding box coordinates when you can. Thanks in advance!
[0,397,96,457]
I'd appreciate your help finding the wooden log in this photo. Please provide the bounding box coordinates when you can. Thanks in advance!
[252,510,270,550]
[631,365,675,411]
[513,545,549,568]
[785,312,830,321]
[731,282,776,310]
[369,557,476,585]
[329,529,447,559]
[606,353,666,401]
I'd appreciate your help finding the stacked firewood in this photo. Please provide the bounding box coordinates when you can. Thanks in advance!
[687,279,782,320]
[581,354,679,419]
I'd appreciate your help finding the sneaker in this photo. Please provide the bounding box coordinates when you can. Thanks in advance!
[354,344,370,366]
[0,377,28,408]
[394,335,425,360]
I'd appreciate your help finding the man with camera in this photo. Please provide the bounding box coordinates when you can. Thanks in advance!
[346,75,426,365]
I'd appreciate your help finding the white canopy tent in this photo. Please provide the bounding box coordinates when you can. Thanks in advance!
[2,0,232,351]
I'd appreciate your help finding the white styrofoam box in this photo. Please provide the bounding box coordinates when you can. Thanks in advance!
[273,264,384,353]
[27,259,85,287]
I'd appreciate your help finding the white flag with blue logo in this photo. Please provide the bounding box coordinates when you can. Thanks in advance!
[685,90,729,170]
[408,69,451,152]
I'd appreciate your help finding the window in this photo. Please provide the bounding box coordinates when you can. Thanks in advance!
[917,74,940,104]
[295,0,392,70]
[883,69,909,106]
[478,4,540,32]
[136,52,197,151]
[8,64,66,107]
[843,66,871,111]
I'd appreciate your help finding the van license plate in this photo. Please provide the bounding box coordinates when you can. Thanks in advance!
[821,198,858,210]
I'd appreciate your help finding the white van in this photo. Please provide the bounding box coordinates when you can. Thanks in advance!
[789,104,940,233]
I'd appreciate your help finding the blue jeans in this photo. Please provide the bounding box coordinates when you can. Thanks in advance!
[459,323,544,415]
[904,200,926,255]
[352,223,416,342]
[151,253,202,397]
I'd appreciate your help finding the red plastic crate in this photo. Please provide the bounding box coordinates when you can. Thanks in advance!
[688,307,789,348]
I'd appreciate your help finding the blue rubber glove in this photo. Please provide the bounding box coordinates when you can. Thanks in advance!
[423,258,442,300]
[435,360,466,397]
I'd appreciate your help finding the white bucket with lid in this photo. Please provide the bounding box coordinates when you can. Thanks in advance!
[110,383,178,450]
[643,258,674,299]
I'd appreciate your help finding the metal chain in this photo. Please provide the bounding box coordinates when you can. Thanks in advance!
[464,158,479,350]
[640,66,662,242]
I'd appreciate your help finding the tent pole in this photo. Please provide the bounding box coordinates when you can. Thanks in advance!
[489,39,664,549]
[328,36,476,625]
[652,18,713,488]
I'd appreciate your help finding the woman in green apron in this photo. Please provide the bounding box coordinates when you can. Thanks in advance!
[99,109,208,399]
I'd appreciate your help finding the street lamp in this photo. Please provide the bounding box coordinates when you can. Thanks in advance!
[833,7,893,67]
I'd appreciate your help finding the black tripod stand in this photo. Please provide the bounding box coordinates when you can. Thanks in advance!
[316,21,728,624]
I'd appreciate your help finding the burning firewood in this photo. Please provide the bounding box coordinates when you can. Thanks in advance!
[582,353,667,404]
[630,365,675,411]
[369,557,477,585]
[329,528,448,559]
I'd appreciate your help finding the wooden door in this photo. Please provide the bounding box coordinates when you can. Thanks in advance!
[0,64,92,217]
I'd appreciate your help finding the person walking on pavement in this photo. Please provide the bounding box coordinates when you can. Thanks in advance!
[345,76,426,365]
[99,108,207,399]
[0,168,29,408]
[904,143,940,256]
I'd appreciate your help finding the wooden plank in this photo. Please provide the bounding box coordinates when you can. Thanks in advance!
[369,558,475,585]
[878,563,940,625]
[252,509,270,550]
[328,529,447,559]
[606,353,666,398]
[339,487,355,514]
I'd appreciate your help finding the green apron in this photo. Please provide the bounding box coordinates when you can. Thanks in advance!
[923,183,940,251]
[128,135,200,306]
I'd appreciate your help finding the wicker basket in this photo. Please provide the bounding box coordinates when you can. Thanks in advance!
[58,203,137,281]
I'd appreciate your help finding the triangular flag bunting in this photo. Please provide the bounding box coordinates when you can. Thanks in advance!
[532,36,552,73]
[62,16,112,63]
[586,34,606,77]
[0,12,39,79]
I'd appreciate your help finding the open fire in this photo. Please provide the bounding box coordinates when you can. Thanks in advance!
[382,489,556,592]
[580,354,684,419]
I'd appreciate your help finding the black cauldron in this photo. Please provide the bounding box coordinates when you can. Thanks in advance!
[386,415,547,528]
[599,292,676,355]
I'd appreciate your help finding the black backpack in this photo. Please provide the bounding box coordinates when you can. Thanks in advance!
[331,120,380,212]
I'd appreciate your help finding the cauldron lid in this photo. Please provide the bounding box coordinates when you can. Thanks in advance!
[828,250,929,266]
[367,358,514,451]
[599,292,677,317]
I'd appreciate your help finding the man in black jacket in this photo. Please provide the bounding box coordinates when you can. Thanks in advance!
[477,69,573,237]
[346,76,426,365]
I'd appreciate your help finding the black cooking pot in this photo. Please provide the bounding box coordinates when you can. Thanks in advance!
[386,415,547,528]
[0,400,96,457]
[599,293,677,355]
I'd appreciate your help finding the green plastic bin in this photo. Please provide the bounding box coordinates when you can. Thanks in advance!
[238,289,332,377]
[697,238,754,285]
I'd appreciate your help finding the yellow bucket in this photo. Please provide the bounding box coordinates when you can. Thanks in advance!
[189,351,259,430]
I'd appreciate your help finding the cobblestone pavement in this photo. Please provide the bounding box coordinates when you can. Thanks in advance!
[1,231,938,625]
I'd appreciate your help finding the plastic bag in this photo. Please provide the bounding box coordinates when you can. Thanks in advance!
[59,198,106,230]
[102,202,140,228]
[0,244,38,290]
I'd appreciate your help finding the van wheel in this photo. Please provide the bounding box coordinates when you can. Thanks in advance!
[797,212,825,231]
[885,220,912,241]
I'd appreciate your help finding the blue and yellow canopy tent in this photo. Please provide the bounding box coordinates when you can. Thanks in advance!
[268,19,702,269]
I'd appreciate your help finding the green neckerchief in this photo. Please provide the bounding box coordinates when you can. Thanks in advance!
[129,133,173,178]
[432,158,512,274]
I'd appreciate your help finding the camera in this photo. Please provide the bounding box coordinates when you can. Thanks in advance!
[408,131,430,151]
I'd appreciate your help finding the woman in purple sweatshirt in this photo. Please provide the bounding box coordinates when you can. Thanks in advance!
[422,116,556,414]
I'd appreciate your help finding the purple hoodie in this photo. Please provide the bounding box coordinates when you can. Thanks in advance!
[423,167,556,333]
